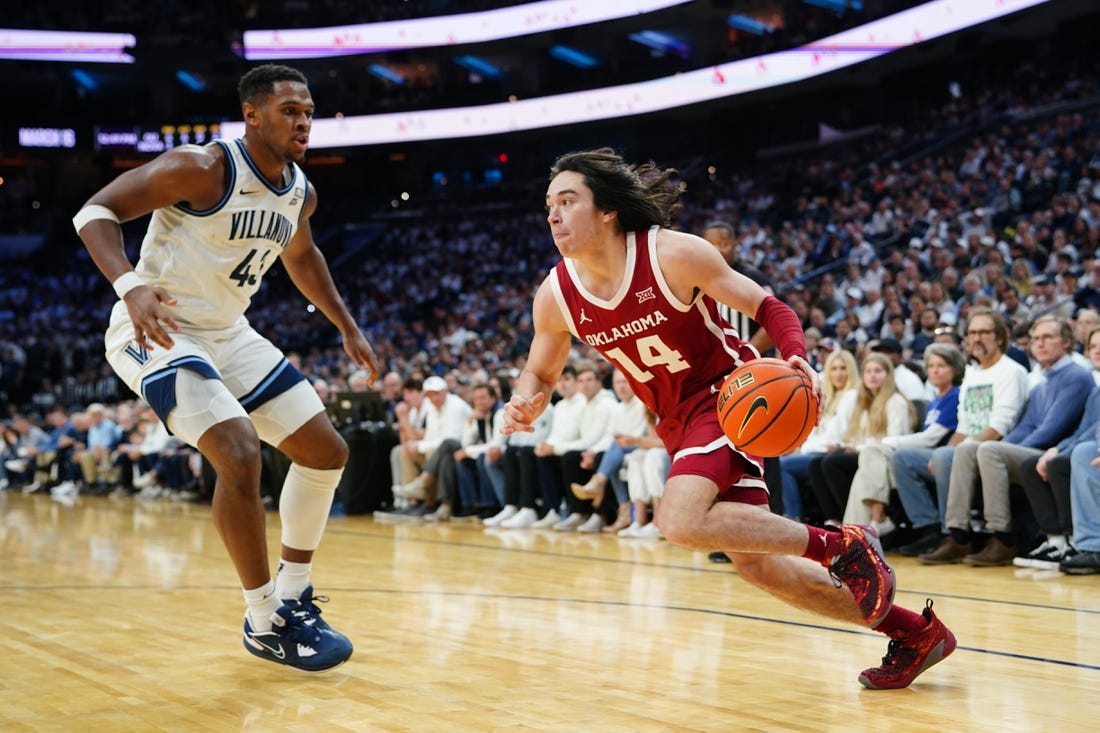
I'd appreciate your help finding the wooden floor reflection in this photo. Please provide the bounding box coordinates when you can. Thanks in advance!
[3,491,1100,731]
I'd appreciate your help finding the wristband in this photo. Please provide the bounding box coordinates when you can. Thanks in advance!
[113,271,146,300]
[72,204,120,233]
[754,295,807,361]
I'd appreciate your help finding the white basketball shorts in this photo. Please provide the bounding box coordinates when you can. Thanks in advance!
[104,302,323,448]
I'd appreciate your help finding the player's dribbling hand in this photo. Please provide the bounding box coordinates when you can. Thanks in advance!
[789,355,824,424]
[125,285,179,351]
[501,392,546,434]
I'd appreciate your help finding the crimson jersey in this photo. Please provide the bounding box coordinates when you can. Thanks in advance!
[549,226,759,435]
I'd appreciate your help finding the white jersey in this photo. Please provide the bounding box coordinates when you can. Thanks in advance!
[132,139,309,330]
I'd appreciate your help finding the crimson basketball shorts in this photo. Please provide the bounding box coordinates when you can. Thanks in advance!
[658,390,768,505]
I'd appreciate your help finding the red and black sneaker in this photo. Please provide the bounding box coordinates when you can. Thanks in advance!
[859,599,956,689]
[828,524,896,628]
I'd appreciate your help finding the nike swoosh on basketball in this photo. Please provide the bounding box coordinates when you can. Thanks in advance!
[248,635,286,660]
[737,396,769,438]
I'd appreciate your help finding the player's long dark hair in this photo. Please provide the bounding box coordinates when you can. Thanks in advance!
[550,148,683,232]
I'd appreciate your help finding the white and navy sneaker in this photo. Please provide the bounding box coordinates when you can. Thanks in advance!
[243,599,352,672]
[294,585,348,642]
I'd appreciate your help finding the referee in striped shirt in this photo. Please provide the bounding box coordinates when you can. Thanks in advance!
[701,220,777,356]
[702,221,787,558]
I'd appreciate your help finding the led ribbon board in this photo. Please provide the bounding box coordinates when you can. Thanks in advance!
[224,0,1051,146]
[243,0,692,59]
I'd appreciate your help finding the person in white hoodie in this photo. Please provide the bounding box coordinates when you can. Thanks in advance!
[391,375,470,519]
[570,368,650,533]
[448,383,509,519]
[484,402,552,529]
[550,362,617,532]
[519,364,586,528]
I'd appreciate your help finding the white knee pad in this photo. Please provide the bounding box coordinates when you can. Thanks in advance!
[167,370,249,447]
[279,463,343,551]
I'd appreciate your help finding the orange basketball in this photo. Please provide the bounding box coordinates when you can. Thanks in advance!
[716,358,818,458]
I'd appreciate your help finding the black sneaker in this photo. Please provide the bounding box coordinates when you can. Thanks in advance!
[899,525,943,557]
[478,506,503,520]
[708,551,731,564]
[1013,540,1075,570]
[1060,550,1100,574]
[373,503,431,522]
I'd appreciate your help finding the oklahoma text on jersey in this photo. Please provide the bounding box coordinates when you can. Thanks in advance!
[583,310,670,347]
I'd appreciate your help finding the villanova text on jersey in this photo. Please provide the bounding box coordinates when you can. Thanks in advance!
[228,209,294,249]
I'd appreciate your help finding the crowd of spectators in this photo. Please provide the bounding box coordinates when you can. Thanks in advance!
[6,54,1097,416]
[3,23,1100,566]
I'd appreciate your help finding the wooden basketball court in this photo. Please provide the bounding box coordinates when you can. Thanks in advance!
[4,491,1099,731]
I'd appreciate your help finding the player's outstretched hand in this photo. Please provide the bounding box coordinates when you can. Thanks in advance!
[789,355,824,424]
[343,330,381,384]
[125,285,180,351]
[501,392,547,435]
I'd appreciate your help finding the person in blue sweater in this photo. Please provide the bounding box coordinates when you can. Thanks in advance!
[1015,325,1100,569]
[32,405,89,494]
[940,315,1095,566]
[1061,425,1100,574]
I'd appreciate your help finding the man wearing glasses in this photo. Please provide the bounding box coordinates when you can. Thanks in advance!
[923,313,1092,565]
[892,308,1030,558]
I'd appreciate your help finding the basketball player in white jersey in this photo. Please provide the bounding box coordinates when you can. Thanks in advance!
[73,64,380,672]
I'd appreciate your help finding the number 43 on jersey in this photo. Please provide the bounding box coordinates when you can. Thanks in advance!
[230,248,271,287]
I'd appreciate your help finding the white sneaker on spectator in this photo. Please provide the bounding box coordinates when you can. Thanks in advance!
[4,459,28,474]
[553,512,587,531]
[50,481,78,505]
[0,478,9,491]
[137,486,163,500]
[483,504,518,527]
[577,514,606,533]
[634,522,664,539]
[394,476,429,501]
[21,481,42,495]
[618,522,643,538]
[871,517,896,539]
[132,471,158,489]
[500,507,537,529]
[423,503,452,522]
[50,481,77,498]
[531,508,560,528]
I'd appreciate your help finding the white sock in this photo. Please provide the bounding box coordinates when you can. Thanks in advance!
[275,560,312,602]
[243,580,281,632]
[279,464,343,550]
[1048,534,1068,550]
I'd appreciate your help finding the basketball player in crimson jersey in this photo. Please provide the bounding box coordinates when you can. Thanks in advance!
[74,64,379,671]
[501,148,955,689]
